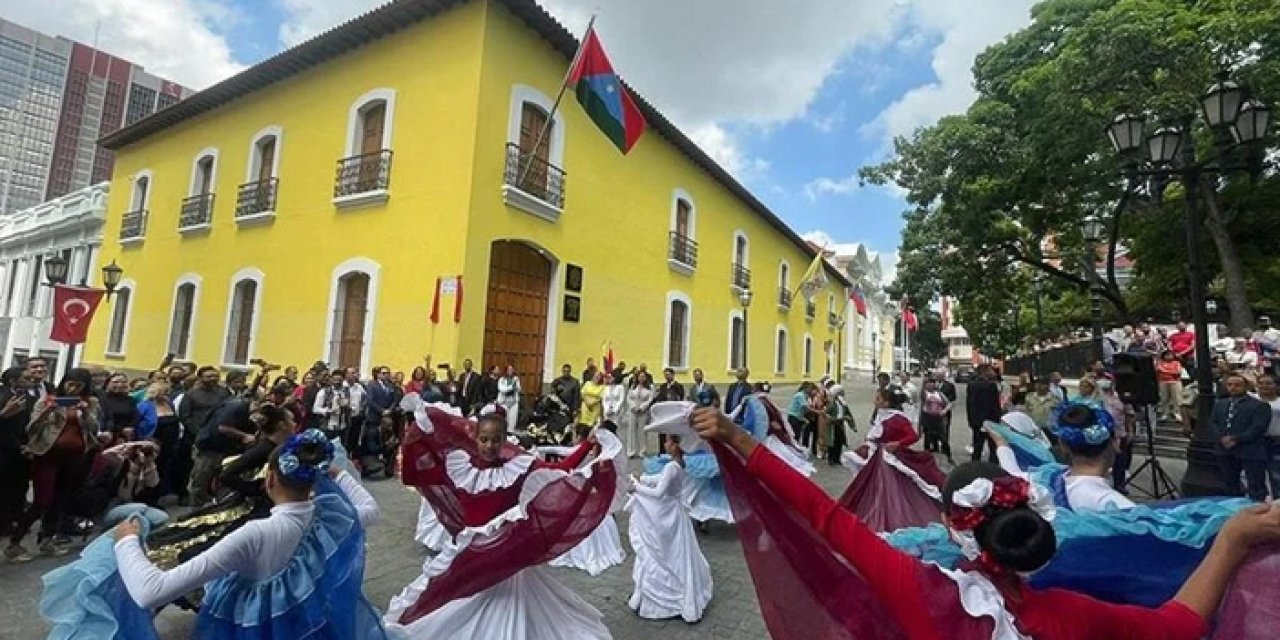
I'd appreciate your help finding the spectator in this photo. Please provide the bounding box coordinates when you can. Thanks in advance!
[101,372,140,444]
[190,397,261,506]
[456,359,481,416]
[965,365,1003,462]
[1225,338,1258,371]
[1047,372,1067,404]
[654,367,687,448]
[1156,351,1185,422]
[689,368,719,408]
[217,404,291,496]
[1072,377,1104,408]
[272,365,300,392]
[478,365,501,407]
[344,367,368,449]
[580,372,605,427]
[1169,321,1196,370]
[291,370,317,427]
[1098,378,1135,491]
[919,378,952,462]
[406,365,428,396]
[581,357,598,385]
[24,356,54,402]
[601,373,626,432]
[623,371,654,458]
[225,370,249,398]
[1211,373,1270,500]
[723,368,752,414]
[392,371,406,391]
[1024,378,1060,430]
[786,383,811,448]
[365,365,401,430]
[103,440,160,507]
[312,369,351,443]
[551,364,582,418]
[497,365,522,432]
[1254,374,1280,500]
[0,367,32,560]
[12,368,102,557]
[897,372,918,419]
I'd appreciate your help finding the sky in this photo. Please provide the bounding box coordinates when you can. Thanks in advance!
[2,0,1040,283]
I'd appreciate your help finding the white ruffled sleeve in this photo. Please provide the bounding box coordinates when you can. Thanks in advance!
[333,470,379,529]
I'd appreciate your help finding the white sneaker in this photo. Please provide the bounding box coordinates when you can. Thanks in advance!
[964,445,974,455]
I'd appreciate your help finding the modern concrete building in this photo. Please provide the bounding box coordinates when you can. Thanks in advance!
[0,18,191,214]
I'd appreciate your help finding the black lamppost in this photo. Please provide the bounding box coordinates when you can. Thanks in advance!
[738,287,753,370]
[1082,215,1106,364]
[43,256,125,367]
[1106,71,1272,496]
[834,316,846,385]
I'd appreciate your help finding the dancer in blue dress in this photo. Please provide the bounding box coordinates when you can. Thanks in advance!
[41,429,388,639]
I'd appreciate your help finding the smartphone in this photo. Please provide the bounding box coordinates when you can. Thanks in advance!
[53,396,80,407]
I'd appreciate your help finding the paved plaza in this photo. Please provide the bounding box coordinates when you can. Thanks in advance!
[0,380,1185,639]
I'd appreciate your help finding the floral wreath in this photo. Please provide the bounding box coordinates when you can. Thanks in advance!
[1050,401,1115,449]
[946,474,1056,564]
[277,428,335,485]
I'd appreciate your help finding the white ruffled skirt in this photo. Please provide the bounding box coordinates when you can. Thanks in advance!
[627,487,713,622]
[414,498,451,552]
[548,514,626,576]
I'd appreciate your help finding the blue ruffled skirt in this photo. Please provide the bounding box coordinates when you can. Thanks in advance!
[644,451,732,524]
[41,477,391,639]
[885,497,1252,607]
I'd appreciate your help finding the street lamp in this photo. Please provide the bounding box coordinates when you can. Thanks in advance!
[1106,71,1273,497]
[101,260,124,298]
[41,255,126,370]
[1082,215,1106,363]
[43,254,69,286]
[738,287,753,370]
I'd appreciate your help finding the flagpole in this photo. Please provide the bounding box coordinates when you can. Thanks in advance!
[516,14,597,188]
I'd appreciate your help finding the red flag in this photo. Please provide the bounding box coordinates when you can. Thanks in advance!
[453,276,464,324]
[567,27,646,154]
[904,308,919,333]
[50,285,105,344]
[429,277,442,325]
[850,286,868,317]
[602,342,615,373]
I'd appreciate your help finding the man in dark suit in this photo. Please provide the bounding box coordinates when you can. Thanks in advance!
[455,358,481,415]
[965,365,1003,462]
[1212,373,1271,500]
[724,367,753,414]
[365,365,400,426]
[936,371,958,440]
[478,365,501,409]
[689,368,719,408]
[551,363,582,418]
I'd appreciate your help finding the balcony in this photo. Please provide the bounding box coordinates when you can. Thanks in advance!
[502,142,566,222]
[778,287,792,310]
[829,311,840,327]
[235,177,278,223]
[333,150,392,208]
[178,193,214,233]
[668,232,697,275]
[805,299,817,320]
[731,263,751,290]
[119,209,147,244]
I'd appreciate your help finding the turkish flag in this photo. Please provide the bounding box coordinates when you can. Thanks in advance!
[50,285,105,344]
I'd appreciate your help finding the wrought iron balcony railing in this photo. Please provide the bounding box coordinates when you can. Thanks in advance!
[668,232,698,268]
[334,150,393,198]
[236,177,278,218]
[778,288,792,309]
[731,263,751,290]
[179,193,214,230]
[503,142,566,208]
[805,300,817,319]
[120,209,147,241]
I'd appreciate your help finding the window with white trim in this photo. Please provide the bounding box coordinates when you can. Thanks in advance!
[168,282,198,359]
[106,286,131,355]
[669,191,697,270]
[775,327,788,375]
[804,334,813,376]
[190,152,216,196]
[223,276,260,365]
[729,311,745,370]
[665,295,691,370]
[130,174,150,210]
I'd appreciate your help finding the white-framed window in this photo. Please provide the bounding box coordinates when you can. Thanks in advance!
[664,291,692,371]
[507,84,566,170]
[105,279,135,357]
[778,260,791,308]
[167,274,202,360]
[324,258,380,373]
[129,171,152,210]
[775,325,788,375]
[727,310,745,371]
[222,268,264,366]
[732,230,749,267]
[803,333,813,376]
[668,189,697,272]
[344,89,396,157]
[246,126,282,183]
[189,147,219,196]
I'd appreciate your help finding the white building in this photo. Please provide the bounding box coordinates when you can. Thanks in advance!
[830,245,897,377]
[0,182,107,379]
[940,296,973,369]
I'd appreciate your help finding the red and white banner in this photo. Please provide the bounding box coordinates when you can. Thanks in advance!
[50,285,105,344]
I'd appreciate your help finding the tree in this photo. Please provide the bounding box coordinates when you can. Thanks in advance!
[865,0,1280,337]
[907,310,947,367]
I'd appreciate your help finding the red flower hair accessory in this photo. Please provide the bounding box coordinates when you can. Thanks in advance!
[947,475,1033,532]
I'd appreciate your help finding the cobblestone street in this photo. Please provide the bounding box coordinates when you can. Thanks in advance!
[0,380,1184,639]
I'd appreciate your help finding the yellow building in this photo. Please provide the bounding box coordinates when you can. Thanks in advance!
[86,0,852,392]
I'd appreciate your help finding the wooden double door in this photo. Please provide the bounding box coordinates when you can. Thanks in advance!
[482,241,552,406]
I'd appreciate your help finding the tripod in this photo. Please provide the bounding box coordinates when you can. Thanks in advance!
[1125,403,1179,500]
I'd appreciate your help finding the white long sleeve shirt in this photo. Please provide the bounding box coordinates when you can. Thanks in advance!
[114,471,378,610]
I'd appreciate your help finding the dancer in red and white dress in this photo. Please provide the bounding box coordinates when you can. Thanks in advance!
[838,387,948,532]
[384,400,619,639]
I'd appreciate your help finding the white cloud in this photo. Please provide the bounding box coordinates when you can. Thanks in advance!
[687,123,769,181]
[802,174,907,201]
[860,1,1037,146]
[0,0,245,89]
[276,0,385,47]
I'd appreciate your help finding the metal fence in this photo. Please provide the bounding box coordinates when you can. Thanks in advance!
[1004,341,1095,379]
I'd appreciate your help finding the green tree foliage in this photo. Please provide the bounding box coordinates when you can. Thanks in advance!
[864,0,1280,348]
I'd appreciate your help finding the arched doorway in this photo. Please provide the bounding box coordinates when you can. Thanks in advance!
[483,240,553,405]
[331,272,370,370]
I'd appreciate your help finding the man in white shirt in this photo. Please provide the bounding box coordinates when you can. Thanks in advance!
[1253,374,1280,500]
[343,367,368,455]
[312,370,350,441]
[1047,371,1068,404]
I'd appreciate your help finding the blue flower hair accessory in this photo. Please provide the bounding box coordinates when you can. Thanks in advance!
[1051,401,1115,449]
[277,428,335,484]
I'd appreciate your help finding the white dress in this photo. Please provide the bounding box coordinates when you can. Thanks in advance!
[415,498,451,552]
[626,462,713,623]
[497,376,522,432]
[602,384,626,426]
[548,515,626,576]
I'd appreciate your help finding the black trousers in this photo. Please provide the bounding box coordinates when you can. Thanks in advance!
[344,415,365,457]
[969,420,996,462]
[1216,452,1268,501]
[0,450,29,535]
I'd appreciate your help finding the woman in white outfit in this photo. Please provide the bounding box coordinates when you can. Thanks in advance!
[602,373,627,429]
[627,437,713,623]
[624,371,656,458]
[496,365,522,433]
[548,425,628,576]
